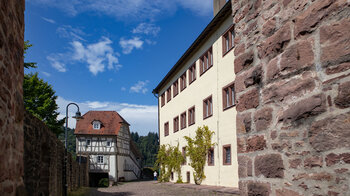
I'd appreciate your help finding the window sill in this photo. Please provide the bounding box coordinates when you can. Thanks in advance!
[208,164,214,166]
[223,104,235,111]
[223,162,232,165]
[189,78,196,85]
[180,86,187,92]
[222,46,234,57]
[200,65,213,77]
[203,114,213,120]
[188,122,195,127]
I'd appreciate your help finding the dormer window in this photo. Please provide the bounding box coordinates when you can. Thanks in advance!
[92,120,101,130]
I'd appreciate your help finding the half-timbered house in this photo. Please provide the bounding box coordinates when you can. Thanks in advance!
[74,111,142,185]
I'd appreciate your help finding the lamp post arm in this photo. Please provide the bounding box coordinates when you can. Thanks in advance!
[65,102,80,148]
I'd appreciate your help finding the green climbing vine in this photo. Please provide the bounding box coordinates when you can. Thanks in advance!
[184,126,215,185]
[155,125,214,185]
[155,143,185,183]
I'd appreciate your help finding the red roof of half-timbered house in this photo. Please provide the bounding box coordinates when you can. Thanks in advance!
[75,111,129,136]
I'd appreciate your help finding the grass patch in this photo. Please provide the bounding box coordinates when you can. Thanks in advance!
[68,187,91,196]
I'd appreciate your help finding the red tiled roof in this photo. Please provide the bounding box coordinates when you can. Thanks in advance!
[75,111,129,136]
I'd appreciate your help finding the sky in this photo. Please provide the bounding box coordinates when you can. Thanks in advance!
[25,0,214,135]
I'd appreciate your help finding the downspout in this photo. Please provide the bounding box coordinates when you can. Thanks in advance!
[115,136,118,184]
[153,92,160,145]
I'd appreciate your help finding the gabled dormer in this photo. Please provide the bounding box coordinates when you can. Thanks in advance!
[92,120,102,130]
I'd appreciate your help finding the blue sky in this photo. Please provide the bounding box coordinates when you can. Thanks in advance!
[25,0,214,135]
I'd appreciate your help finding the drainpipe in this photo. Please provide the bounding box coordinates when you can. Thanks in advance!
[153,92,160,145]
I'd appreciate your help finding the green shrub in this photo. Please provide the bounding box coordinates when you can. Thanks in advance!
[98,178,109,187]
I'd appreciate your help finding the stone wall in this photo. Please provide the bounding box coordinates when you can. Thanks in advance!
[0,0,25,195]
[232,0,350,195]
[24,111,89,195]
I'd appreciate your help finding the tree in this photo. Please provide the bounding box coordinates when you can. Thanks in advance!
[155,144,169,182]
[24,73,65,135]
[184,126,215,185]
[24,40,37,68]
[131,132,159,167]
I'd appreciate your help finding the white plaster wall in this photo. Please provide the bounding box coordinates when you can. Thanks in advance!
[158,15,238,188]
[109,155,117,181]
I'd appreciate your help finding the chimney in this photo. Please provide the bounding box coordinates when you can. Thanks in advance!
[213,0,226,16]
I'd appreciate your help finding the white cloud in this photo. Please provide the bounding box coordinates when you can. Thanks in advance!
[47,55,67,72]
[41,17,56,24]
[71,37,121,75]
[132,23,160,36]
[29,0,213,21]
[145,39,157,45]
[56,96,158,136]
[57,25,86,41]
[119,37,143,54]
[41,71,51,77]
[130,80,149,94]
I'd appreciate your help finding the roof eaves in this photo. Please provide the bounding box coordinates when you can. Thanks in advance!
[152,1,232,94]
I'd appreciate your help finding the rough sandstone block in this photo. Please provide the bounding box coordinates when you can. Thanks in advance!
[235,65,262,93]
[289,159,302,169]
[262,17,276,37]
[304,156,323,168]
[237,87,259,112]
[238,156,252,178]
[234,50,254,74]
[278,94,326,124]
[309,112,350,152]
[247,135,266,152]
[236,112,252,134]
[247,182,271,196]
[293,172,333,181]
[294,0,335,36]
[334,81,350,108]
[263,72,316,103]
[255,154,284,178]
[276,188,303,196]
[258,22,291,60]
[253,107,272,131]
[321,18,350,68]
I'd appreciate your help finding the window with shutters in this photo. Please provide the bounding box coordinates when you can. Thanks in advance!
[222,82,235,110]
[173,116,179,133]
[180,72,187,91]
[173,80,179,97]
[208,148,214,166]
[188,106,195,126]
[161,93,165,107]
[203,95,213,119]
[167,87,171,102]
[180,112,186,129]
[188,64,196,84]
[164,122,169,137]
[222,25,235,56]
[223,145,231,165]
[199,47,213,75]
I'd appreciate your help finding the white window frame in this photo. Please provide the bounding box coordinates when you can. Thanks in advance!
[97,155,104,164]
[93,121,101,129]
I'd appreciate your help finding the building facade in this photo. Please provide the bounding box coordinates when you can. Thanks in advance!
[74,111,142,185]
[153,1,238,187]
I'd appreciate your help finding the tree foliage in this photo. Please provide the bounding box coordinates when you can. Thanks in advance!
[131,132,159,167]
[24,73,65,135]
[24,40,37,69]
[58,127,76,159]
[184,126,215,185]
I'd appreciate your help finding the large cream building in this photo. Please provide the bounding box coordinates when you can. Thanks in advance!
[153,1,238,187]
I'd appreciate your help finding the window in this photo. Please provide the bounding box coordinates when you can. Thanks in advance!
[223,82,235,110]
[173,116,179,133]
[173,80,179,97]
[188,106,195,126]
[167,87,171,102]
[208,148,214,166]
[181,112,186,129]
[164,122,169,137]
[203,96,213,119]
[161,93,165,107]
[97,155,104,164]
[200,47,213,75]
[180,72,187,91]
[223,145,231,165]
[223,25,235,55]
[106,141,111,147]
[93,121,101,129]
[188,64,196,84]
[86,139,91,146]
[182,147,187,165]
